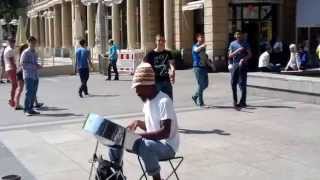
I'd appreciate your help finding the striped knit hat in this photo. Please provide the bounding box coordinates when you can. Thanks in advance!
[132,62,155,88]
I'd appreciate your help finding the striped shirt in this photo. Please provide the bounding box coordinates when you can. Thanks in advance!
[20,48,39,80]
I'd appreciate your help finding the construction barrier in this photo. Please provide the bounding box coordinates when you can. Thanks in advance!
[117,49,144,75]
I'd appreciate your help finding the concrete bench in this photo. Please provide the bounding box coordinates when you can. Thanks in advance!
[247,72,320,104]
[280,68,320,77]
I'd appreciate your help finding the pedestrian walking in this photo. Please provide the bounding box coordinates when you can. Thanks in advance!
[75,39,93,98]
[106,39,119,80]
[0,44,8,84]
[144,34,175,99]
[228,31,252,108]
[20,36,42,116]
[14,44,29,110]
[191,33,209,107]
[3,37,18,107]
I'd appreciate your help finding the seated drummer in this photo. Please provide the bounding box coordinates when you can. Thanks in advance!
[108,62,180,180]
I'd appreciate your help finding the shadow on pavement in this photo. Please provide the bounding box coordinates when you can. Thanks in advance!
[88,94,120,98]
[246,105,296,109]
[179,128,231,136]
[37,113,83,118]
[37,106,68,111]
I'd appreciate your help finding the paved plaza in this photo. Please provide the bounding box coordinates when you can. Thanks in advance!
[1,70,320,180]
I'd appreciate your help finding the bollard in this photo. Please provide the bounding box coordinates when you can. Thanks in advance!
[1,175,21,180]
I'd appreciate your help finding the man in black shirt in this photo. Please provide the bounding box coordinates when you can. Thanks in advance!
[145,34,175,99]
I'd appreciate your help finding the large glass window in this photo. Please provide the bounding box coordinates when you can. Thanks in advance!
[243,5,259,19]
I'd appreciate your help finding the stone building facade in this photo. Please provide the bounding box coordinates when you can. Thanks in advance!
[28,0,297,69]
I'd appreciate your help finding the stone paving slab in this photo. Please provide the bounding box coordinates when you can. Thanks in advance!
[0,142,36,180]
[1,98,320,179]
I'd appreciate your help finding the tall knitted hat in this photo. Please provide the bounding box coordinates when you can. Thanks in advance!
[131,62,155,88]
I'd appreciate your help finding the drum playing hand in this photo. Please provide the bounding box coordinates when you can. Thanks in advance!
[127,120,138,131]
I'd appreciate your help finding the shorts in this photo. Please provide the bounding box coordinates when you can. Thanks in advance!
[16,70,23,81]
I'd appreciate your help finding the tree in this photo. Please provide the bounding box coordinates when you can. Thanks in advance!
[0,0,29,21]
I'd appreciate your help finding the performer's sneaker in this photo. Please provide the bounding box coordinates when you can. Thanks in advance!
[35,103,44,108]
[30,110,40,115]
[192,96,198,105]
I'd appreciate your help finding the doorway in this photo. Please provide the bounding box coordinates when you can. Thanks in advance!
[229,3,279,71]
[243,21,260,70]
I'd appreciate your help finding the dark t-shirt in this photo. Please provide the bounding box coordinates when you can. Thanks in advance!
[145,50,173,82]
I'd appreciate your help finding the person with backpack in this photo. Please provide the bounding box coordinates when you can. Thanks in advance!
[4,37,18,107]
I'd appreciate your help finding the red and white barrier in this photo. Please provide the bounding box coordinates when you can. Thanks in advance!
[117,49,144,75]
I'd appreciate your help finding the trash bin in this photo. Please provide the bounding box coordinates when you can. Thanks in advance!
[2,175,21,180]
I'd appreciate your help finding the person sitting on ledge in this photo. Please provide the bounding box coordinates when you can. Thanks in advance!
[297,44,308,70]
[258,45,281,73]
[285,44,300,71]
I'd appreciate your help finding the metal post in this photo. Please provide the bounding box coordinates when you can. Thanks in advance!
[88,140,99,180]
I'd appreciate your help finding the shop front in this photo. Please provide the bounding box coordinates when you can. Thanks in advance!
[229,0,281,70]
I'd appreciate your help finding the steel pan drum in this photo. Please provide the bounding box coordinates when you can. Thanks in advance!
[83,113,126,146]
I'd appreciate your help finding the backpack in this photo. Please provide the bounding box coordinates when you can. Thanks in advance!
[95,156,125,180]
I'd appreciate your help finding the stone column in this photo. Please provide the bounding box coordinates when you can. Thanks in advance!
[87,3,95,48]
[127,0,137,49]
[74,0,84,47]
[95,0,107,54]
[112,4,120,45]
[45,16,50,48]
[164,0,173,50]
[62,1,72,48]
[30,17,38,39]
[140,0,149,50]
[54,4,62,48]
[39,16,46,47]
[34,17,39,40]
[49,14,55,48]
[204,0,228,71]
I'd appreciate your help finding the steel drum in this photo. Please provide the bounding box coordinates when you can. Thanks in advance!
[83,113,141,151]
[83,113,126,146]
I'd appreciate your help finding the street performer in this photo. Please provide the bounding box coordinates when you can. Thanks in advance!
[108,62,180,180]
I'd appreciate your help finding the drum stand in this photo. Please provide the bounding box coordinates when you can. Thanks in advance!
[88,140,126,180]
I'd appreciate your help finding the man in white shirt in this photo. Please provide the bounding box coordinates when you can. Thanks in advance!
[108,63,179,180]
[258,46,280,72]
[4,37,18,107]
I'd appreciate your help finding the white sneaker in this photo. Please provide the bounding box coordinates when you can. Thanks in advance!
[25,112,32,116]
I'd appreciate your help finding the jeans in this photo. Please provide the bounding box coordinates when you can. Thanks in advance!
[79,68,89,95]
[108,139,175,176]
[193,67,209,105]
[156,81,173,99]
[231,63,247,105]
[24,78,39,112]
[107,61,119,79]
